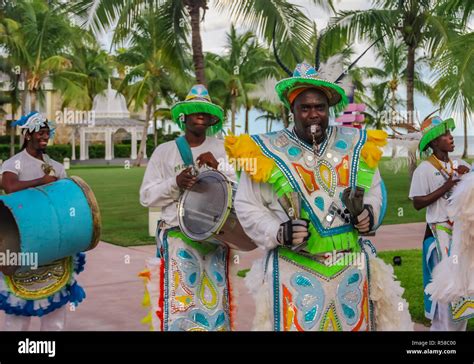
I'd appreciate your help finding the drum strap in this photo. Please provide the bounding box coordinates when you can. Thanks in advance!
[175,136,194,167]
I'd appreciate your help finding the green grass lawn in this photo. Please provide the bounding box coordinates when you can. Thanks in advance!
[379,160,425,225]
[69,166,154,247]
[378,249,474,330]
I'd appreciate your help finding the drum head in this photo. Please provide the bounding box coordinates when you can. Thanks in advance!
[179,170,232,241]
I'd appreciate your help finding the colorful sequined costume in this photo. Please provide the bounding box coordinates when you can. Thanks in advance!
[227,63,413,331]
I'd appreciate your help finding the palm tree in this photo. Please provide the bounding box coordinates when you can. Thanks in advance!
[5,0,80,112]
[53,30,113,110]
[328,0,466,177]
[433,31,474,159]
[115,8,190,166]
[71,0,333,85]
[206,25,278,134]
[352,40,438,127]
[0,8,25,156]
[328,0,466,124]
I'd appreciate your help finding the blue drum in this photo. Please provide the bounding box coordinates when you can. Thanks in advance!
[0,176,101,275]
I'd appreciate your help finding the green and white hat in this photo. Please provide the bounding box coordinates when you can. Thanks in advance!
[275,62,348,112]
[170,84,224,135]
[419,115,455,152]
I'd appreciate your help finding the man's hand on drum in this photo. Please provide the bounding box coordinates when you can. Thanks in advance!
[41,174,58,185]
[196,152,219,170]
[176,167,197,190]
[277,219,310,247]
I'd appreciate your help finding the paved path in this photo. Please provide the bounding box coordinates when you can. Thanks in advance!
[0,222,429,331]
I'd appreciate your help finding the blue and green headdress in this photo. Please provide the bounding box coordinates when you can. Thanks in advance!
[170,85,224,135]
[419,115,455,152]
[12,111,56,139]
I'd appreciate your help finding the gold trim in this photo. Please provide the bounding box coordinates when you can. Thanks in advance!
[5,257,73,300]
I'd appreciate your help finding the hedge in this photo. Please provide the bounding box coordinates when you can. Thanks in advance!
[0,128,181,161]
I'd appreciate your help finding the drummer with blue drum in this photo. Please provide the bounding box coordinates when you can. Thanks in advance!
[0,112,86,331]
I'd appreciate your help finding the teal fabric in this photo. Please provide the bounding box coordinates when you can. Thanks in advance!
[175,136,194,167]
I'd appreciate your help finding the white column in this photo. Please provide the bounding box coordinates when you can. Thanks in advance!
[111,130,115,160]
[131,128,137,160]
[71,127,76,161]
[85,134,89,160]
[105,129,112,161]
[142,131,147,159]
[80,128,86,160]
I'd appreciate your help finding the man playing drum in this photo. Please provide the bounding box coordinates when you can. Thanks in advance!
[226,62,413,331]
[0,111,86,331]
[139,85,236,331]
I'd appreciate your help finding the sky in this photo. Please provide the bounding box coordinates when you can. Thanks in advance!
[98,0,472,137]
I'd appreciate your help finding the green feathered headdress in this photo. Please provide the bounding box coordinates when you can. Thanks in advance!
[170,84,224,135]
[275,63,348,113]
[419,116,455,152]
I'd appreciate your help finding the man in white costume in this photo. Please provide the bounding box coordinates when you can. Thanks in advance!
[139,85,236,331]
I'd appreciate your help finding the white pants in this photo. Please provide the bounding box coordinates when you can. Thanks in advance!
[430,302,467,331]
[2,306,67,331]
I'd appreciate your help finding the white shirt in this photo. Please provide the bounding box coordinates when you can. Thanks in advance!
[234,168,383,251]
[409,158,471,224]
[1,149,67,181]
[139,136,236,227]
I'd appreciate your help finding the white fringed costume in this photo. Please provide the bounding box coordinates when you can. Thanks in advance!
[425,171,474,321]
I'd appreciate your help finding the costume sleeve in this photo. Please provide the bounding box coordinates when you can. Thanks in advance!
[363,169,383,229]
[234,171,284,250]
[139,147,180,208]
[409,164,429,199]
[0,158,19,175]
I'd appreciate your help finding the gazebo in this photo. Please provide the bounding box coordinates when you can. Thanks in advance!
[78,81,146,161]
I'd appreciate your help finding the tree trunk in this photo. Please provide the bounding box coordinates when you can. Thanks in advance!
[390,89,397,158]
[153,105,158,147]
[462,103,468,159]
[231,94,236,134]
[19,73,29,148]
[135,100,153,167]
[189,4,206,85]
[30,90,37,112]
[406,45,417,180]
[244,107,250,134]
[270,118,273,132]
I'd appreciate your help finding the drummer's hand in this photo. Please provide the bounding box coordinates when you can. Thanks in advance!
[456,165,470,175]
[176,167,197,190]
[196,152,219,169]
[41,174,58,185]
